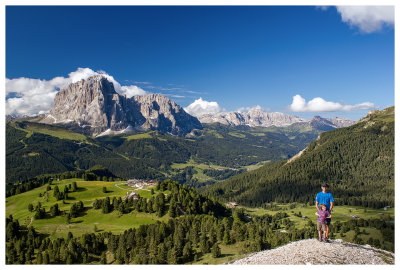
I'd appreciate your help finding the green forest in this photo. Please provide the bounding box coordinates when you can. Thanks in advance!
[202,107,394,209]
[6,120,323,185]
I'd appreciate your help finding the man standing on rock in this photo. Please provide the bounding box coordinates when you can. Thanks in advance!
[315,183,334,242]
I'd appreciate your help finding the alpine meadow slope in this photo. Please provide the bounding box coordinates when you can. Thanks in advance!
[202,107,394,209]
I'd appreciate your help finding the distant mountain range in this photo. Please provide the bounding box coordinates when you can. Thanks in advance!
[7,75,356,136]
[197,108,356,129]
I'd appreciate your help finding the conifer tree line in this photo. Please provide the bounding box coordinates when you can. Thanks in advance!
[6,209,394,264]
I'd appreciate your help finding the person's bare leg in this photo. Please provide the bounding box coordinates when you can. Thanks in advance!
[326,225,330,240]
[318,229,322,241]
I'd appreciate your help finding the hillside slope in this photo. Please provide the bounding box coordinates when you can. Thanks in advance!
[232,239,394,264]
[6,120,325,184]
[203,107,394,209]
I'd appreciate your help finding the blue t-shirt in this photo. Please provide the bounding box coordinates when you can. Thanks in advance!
[316,192,334,211]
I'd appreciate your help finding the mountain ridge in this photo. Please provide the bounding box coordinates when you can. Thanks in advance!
[197,108,356,129]
[40,75,202,136]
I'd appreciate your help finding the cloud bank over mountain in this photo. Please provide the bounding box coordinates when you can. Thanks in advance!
[289,94,375,112]
[6,68,147,116]
[184,98,223,116]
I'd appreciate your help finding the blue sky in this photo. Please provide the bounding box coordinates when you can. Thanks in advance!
[6,6,394,120]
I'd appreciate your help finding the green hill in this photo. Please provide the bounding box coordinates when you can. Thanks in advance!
[6,178,163,237]
[6,120,324,185]
[202,107,394,209]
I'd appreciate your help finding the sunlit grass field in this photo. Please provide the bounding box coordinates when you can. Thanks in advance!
[5,178,168,238]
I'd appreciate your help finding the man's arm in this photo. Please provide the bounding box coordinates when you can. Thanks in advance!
[315,201,319,211]
[329,201,334,212]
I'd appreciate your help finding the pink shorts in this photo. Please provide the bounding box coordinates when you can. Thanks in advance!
[317,221,326,231]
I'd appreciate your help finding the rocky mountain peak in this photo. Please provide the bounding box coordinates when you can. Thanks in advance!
[40,76,202,136]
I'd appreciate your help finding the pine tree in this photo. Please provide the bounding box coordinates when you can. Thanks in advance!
[43,252,49,264]
[100,252,106,264]
[72,182,77,192]
[182,242,194,262]
[211,243,221,258]
[168,198,177,218]
[53,186,59,197]
[167,248,178,264]
[200,234,210,254]
[36,252,43,264]
[223,230,231,245]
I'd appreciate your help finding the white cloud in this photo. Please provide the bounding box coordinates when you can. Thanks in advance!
[120,85,148,97]
[236,105,270,113]
[6,68,147,116]
[336,6,394,33]
[165,94,186,98]
[316,6,329,11]
[289,94,375,112]
[184,98,222,116]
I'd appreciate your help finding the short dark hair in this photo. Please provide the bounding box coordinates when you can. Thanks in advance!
[321,183,329,188]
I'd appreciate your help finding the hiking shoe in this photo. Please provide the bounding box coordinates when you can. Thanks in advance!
[323,238,327,243]
[325,239,331,243]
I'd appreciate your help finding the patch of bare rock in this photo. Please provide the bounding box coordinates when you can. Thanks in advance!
[232,239,394,265]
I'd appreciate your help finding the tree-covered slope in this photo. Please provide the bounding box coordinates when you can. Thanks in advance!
[6,120,325,184]
[202,107,394,209]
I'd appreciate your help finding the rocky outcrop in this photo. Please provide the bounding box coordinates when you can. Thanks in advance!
[132,94,203,136]
[328,117,357,128]
[232,239,394,265]
[41,75,202,136]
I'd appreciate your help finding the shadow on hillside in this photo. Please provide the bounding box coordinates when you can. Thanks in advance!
[220,253,234,258]
[70,220,83,224]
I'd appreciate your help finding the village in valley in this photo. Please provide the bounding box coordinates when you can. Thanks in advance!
[124,179,158,200]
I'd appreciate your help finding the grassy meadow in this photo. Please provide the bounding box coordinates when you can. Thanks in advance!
[5,178,169,238]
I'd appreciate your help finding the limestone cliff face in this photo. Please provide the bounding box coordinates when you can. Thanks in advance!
[132,94,203,136]
[41,75,202,136]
